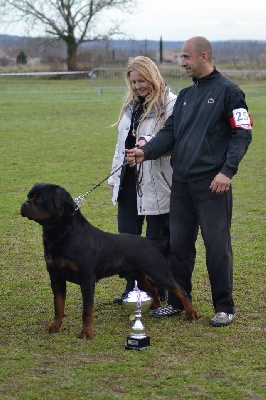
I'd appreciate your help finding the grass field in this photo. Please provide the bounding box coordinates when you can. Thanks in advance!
[0,76,265,399]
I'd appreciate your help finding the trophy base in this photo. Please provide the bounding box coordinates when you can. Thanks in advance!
[125,335,151,351]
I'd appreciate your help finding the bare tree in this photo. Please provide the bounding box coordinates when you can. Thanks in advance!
[0,0,137,70]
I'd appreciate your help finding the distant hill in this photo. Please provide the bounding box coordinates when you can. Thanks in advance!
[1,34,265,51]
[0,34,28,43]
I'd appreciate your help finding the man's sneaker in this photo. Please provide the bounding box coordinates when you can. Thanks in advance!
[149,304,183,318]
[210,312,235,327]
[112,291,130,304]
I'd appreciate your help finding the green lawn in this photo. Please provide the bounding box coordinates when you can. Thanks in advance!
[0,76,265,400]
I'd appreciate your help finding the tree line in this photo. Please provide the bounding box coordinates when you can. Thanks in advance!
[1,35,266,70]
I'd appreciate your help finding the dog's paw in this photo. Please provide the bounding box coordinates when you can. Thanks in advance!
[77,329,94,340]
[150,300,161,310]
[150,303,161,310]
[46,322,61,334]
[186,307,200,321]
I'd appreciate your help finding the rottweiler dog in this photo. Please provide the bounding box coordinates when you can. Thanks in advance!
[21,183,198,339]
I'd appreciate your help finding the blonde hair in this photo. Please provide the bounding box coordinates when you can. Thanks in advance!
[115,56,168,126]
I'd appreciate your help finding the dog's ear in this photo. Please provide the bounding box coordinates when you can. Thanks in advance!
[53,185,76,214]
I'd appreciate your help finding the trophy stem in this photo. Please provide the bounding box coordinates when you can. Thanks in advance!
[131,309,146,339]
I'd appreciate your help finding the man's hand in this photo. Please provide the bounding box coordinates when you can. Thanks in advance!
[126,148,145,167]
[210,173,232,194]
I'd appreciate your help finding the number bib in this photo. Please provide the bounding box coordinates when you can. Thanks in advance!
[229,108,253,130]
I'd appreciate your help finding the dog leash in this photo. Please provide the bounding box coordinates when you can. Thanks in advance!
[74,160,128,210]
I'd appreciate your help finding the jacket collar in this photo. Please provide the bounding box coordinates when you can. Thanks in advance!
[192,67,220,86]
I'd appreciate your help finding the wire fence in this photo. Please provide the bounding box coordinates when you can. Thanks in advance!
[0,67,184,94]
[88,67,184,94]
[1,68,264,94]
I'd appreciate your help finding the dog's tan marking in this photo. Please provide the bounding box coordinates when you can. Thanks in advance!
[62,260,79,273]
[78,304,94,339]
[46,291,66,334]
[44,256,78,273]
[44,255,53,265]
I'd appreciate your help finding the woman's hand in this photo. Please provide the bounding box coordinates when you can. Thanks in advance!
[136,139,146,148]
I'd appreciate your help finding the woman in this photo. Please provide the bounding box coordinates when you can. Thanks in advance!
[108,56,176,303]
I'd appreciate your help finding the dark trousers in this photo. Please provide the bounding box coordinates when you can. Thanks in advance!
[168,175,235,314]
[118,171,169,292]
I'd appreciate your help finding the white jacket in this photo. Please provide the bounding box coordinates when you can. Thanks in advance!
[108,91,177,215]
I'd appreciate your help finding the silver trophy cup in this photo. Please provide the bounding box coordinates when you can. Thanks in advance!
[123,281,151,350]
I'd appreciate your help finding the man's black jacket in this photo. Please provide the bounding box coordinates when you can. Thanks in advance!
[143,69,252,181]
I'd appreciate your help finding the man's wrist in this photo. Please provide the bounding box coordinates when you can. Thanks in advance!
[220,165,234,179]
[141,145,149,161]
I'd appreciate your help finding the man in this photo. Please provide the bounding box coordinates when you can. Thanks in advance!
[126,36,252,327]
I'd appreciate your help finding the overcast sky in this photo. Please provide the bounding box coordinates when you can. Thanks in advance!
[1,0,265,42]
[115,0,266,41]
